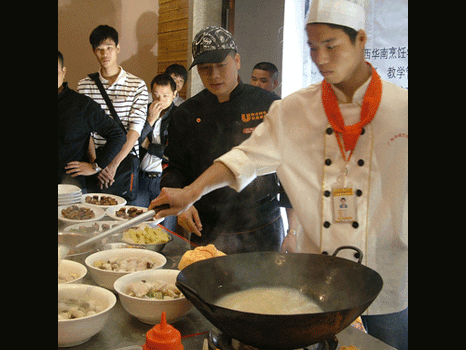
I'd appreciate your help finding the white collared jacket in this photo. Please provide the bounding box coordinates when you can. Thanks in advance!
[216,78,408,315]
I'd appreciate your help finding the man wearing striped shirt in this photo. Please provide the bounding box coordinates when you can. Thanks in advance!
[78,25,148,191]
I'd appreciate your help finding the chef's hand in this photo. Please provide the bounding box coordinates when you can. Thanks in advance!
[149,162,235,220]
[177,205,202,237]
[149,186,199,219]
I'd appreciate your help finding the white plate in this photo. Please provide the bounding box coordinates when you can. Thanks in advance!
[58,184,82,196]
[106,206,151,221]
[58,193,82,201]
[58,198,82,206]
[58,204,106,224]
[81,193,127,209]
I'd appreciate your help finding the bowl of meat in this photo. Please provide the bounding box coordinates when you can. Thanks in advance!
[85,248,167,291]
[58,259,87,284]
[58,204,105,224]
[114,269,192,324]
[58,284,117,347]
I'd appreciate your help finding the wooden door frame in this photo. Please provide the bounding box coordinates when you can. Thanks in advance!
[222,0,235,33]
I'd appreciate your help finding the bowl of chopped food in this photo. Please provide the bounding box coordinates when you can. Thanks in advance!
[121,224,173,252]
[58,283,117,347]
[58,204,105,224]
[114,269,192,324]
[85,248,167,291]
[58,259,87,284]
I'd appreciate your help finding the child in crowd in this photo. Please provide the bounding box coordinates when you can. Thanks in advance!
[164,64,188,106]
[135,74,177,207]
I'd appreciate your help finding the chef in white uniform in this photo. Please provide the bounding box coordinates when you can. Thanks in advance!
[150,1,407,348]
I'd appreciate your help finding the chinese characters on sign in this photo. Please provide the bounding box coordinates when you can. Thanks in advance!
[309,45,408,90]
[364,47,408,89]
[307,1,408,91]
[365,46,407,60]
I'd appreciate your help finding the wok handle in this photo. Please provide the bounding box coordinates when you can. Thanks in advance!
[175,280,216,315]
[332,245,363,264]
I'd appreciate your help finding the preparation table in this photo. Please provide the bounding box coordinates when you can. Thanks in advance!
[59,221,396,350]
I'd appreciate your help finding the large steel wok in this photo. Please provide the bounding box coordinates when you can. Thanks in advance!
[176,246,383,349]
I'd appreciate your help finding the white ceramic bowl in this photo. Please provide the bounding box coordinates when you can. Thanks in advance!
[58,284,117,347]
[114,269,192,324]
[58,259,87,284]
[85,248,167,291]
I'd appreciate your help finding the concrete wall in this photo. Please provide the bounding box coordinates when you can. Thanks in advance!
[58,0,159,89]
[234,0,285,96]
[58,0,286,97]
[186,0,223,97]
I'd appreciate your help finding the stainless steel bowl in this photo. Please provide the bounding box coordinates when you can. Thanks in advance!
[101,242,133,250]
[58,231,100,264]
[120,234,173,252]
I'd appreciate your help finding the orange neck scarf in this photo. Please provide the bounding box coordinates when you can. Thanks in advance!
[321,64,382,152]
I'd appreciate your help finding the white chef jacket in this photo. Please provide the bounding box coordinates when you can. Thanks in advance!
[215,76,408,315]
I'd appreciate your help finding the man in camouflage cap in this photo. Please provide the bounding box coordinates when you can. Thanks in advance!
[158,26,284,253]
[188,26,240,103]
[189,26,238,69]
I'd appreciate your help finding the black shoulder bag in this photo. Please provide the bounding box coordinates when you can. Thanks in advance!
[88,73,140,201]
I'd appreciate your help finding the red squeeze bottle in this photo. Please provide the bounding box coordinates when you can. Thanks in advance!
[143,312,184,350]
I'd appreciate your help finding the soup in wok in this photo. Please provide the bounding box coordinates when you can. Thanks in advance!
[216,286,324,315]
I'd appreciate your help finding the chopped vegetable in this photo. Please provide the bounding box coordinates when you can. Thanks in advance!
[122,225,170,245]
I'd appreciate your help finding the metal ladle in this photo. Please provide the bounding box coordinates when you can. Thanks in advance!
[58,204,169,265]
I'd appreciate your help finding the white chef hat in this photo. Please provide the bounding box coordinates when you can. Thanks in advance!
[307,0,366,31]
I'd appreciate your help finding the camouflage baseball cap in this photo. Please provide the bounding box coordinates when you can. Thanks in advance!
[189,26,238,70]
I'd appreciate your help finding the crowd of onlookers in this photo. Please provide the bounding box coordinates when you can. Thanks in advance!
[58,24,289,250]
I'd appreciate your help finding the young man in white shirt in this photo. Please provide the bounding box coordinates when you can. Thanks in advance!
[78,25,148,192]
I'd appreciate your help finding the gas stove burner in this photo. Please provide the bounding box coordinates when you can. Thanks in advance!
[208,328,338,350]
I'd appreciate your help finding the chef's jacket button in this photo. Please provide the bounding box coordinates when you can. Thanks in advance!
[357,159,365,166]
[325,158,332,166]
[352,221,359,229]
[324,190,331,197]
[323,221,331,228]
[360,128,365,135]
[356,189,363,196]
[326,127,333,135]
[322,251,329,255]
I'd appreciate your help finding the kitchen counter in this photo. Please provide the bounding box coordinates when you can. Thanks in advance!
[61,223,396,350]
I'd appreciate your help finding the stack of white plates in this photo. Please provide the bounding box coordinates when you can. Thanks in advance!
[58,184,82,206]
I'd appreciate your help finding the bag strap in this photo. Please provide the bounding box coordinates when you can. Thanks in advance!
[88,73,127,135]
[88,72,138,157]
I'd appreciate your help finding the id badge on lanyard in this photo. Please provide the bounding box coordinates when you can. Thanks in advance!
[331,166,357,223]
[331,135,356,224]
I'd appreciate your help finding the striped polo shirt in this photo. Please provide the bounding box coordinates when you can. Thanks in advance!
[77,67,148,157]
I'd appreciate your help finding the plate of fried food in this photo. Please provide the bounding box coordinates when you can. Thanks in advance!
[81,193,126,209]
[106,205,152,221]
[59,204,106,224]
